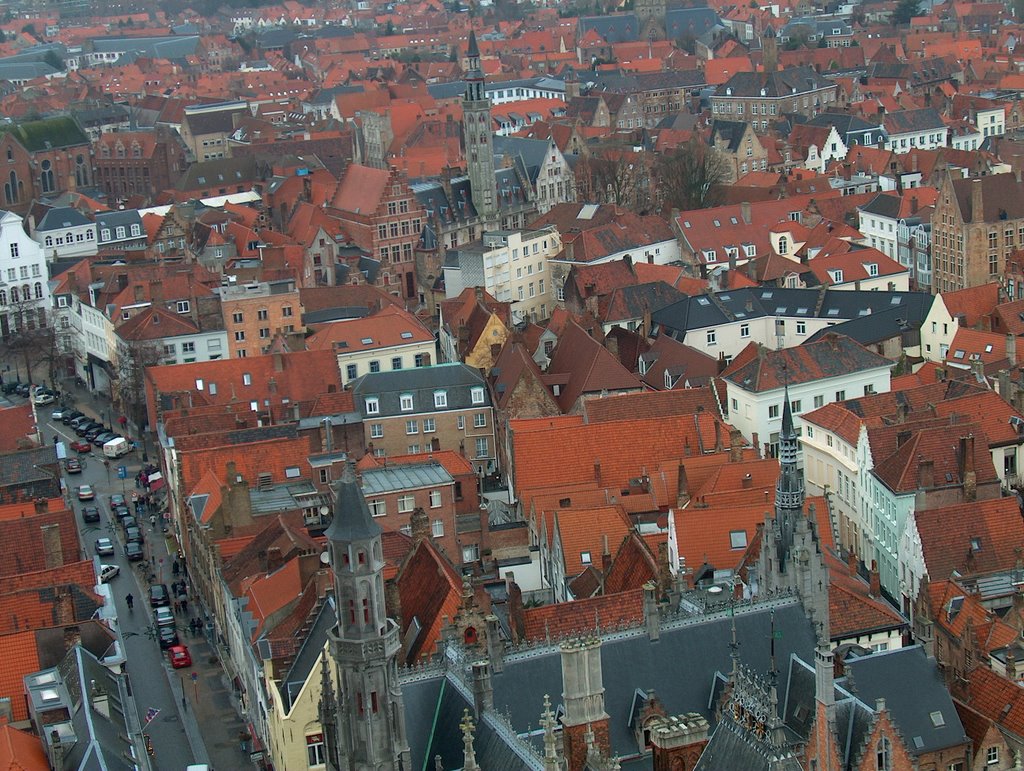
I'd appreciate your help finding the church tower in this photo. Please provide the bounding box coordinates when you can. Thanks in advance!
[463,31,498,225]
[762,24,778,74]
[758,385,830,643]
[323,463,410,771]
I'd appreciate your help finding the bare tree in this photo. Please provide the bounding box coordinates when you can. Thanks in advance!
[114,339,162,433]
[655,136,729,213]
[0,290,51,385]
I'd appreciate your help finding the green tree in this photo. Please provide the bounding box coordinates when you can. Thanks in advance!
[892,0,921,24]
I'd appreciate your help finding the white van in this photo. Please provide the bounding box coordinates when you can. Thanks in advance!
[102,437,130,458]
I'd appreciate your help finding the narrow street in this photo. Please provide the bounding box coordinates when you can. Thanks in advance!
[47,412,207,770]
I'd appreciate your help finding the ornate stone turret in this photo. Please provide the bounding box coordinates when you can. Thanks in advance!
[323,463,411,770]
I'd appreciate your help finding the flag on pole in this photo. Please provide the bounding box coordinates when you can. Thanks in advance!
[144,707,160,725]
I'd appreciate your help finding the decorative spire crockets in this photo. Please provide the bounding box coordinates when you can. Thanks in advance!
[775,383,805,513]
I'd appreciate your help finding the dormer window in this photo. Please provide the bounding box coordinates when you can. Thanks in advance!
[470,386,485,405]
[400,393,414,411]
[365,397,380,415]
[176,300,190,314]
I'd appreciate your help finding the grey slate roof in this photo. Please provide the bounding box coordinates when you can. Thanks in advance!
[36,206,91,232]
[804,304,926,346]
[325,462,381,543]
[351,363,490,417]
[883,107,945,134]
[578,14,644,43]
[591,69,708,94]
[715,66,833,98]
[280,596,335,712]
[841,645,967,756]
[665,7,722,38]
[401,598,817,768]
[652,287,934,338]
[493,135,550,185]
[0,445,59,488]
[693,716,803,771]
[709,119,751,152]
[0,61,58,81]
[90,35,201,61]
[361,461,454,495]
[858,193,901,219]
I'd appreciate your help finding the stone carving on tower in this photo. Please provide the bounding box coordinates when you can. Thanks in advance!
[462,31,498,226]
[322,463,411,771]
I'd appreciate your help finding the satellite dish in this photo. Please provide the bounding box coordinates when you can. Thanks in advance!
[320,551,330,565]
[319,505,330,516]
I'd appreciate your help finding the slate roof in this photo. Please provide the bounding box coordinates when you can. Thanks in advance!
[351,364,489,417]
[842,645,967,755]
[804,305,922,347]
[715,66,832,98]
[401,598,816,767]
[950,173,1024,223]
[326,463,381,543]
[859,193,901,219]
[722,334,892,393]
[709,119,751,153]
[279,596,334,713]
[883,107,945,135]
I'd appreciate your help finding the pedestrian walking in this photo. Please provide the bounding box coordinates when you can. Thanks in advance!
[150,514,156,529]
[172,599,180,614]
[180,597,188,615]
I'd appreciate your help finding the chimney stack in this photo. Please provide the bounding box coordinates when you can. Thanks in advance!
[593,460,602,485]
[971,178,984,223]
[960,434,977,501]
[868,560,881,598]
[1009,334,1018,368]
[729,428,743,462]
[265,546,283,574]
[918,458,935,489]
[751,432,760,459]
[676,463,689,507]
[472,661,493,717]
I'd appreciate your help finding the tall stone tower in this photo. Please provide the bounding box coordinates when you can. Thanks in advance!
[762,24,778,74]
[758,385,830,642]
[323,463,411,771]
[462,31,498,225]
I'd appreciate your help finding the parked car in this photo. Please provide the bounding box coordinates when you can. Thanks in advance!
[112,505,131,521]
[149,584,170,608]
[124,541,144,561]
[75,421,99,436]
[33,391,56,406]
[51,407,69,420]
[70,440,91,453]
[64,458,82,474]
[77,484,95,501]
[69,415,90,429]
[84,427,106,441]
[81,506,100,524]
[92,432,117,447]
[99,564,120,583]
[15,384,30,396]
[168,645,192,669]
[110,494,125,508]
[62,411,84,425]
[95,538,114,556]
[0,382,19,394]
[154,607,175,627]
[124,526,143,545]
[158,626,179,649]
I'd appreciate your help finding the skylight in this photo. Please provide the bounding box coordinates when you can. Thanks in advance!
[361,337,374,345]
[953,350,965,358]
[697,298,711,306]
[796,307,809,314]
[714,219,721,227]
[720,294,732,301]
[400,331,414,339]
[929,711,945,727]
[762,291,774,299]
[827,308,840,316]
[985,344,993,353]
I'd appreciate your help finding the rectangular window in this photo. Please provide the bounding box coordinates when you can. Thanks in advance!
[365,398,380,415]
[434,391,447,408]
[475,437,489,457]
[406,419,418,434]
[791,400,801,413]
[740,323,749,338]
[987,747,999,765]
[471,386,485,404]
[423,418,435,432]
[232,312,243,323]
[400,394,414,411]
[259,327,270,339]
[814,395,824,408]
[730,530,747,549]
[769,404,780,419]
[474,412,486,428]
[368,500,386,517]
[257,308,268,320]
[346,364,358,380]
[242,373,252,386]
[835,390,846,401]
[306,734,326,767]
[707,329,717,345]
[398,494,414,513]
[457,415,465,430]
[391,356,402,370]
[234,331,245,342]
[429,489,442,508]
[796,321,806,335]
[282,306,293,317]
[370,423,383,438]
[463,544,480,562]
[182,342,195,353]
[369,360,380,373]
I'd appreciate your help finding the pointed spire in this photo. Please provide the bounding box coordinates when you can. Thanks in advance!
[460,709,479,771]
[324,461,381,544]
[541,694,560,771]
[467,30,480,59]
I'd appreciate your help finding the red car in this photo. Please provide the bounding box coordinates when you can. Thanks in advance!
[168,645,192,669]
[70,440,91,453]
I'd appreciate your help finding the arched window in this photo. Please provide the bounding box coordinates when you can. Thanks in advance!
[0,289,7,305]
[22,284,30,301]
[40,160,54,194]
[5,147,11,161]
[10,287,18,303]
[75,155,88,188]
[778,235,789,254]
[464,627,477,645]
[34,283,42,299]
[4,171,17,204]
[44,236,52,247]
[876,737,891,771]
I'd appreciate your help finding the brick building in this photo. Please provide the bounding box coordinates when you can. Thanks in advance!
[931,171,1024,293]
[93,129,186,205]
[329,164,426,300]
[351,363,497,475]
[711,66,838,134]
[218,279,301,359]
[0,117,93,213]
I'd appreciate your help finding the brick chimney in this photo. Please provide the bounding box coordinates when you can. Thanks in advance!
[273,351,284,372]
[868,560,881,598]
[960,434,977,502]
[751,432,760,459]
[649,714,709,771]
[971,178,984,223]
[729,428,743,462]
[847,550,858,573]
[593,460,602,486]
[264,546,283,574]
[41,523,63,570]
[918,458,935,489]
[676,463,689,507]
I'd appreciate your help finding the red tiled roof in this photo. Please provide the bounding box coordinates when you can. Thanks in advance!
[604,532,659,595]
[942,282,1003,327]
[0,630,39,721]
[945,328,1010,367]
[0,721,48,769]
[396,538,462,663]
[522,588,644,642]
[0,510,79,578]
[873,422,996,494]
[916,497,1024,581]
[965,665,1024,736]
[0,403,37,453]
[555,505,632,577]
[306,305,433,352]
[545,320,643,411]
[825,551,905,640]
[331,163,390,213]
[581,386,723,423]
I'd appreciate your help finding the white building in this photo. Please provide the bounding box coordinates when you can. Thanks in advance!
[444,229,560,324]
[883,108,948,154]
[858,193,901,262]
[0,210,50,337]
[722,333,892,458]
[31,207,97,262]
